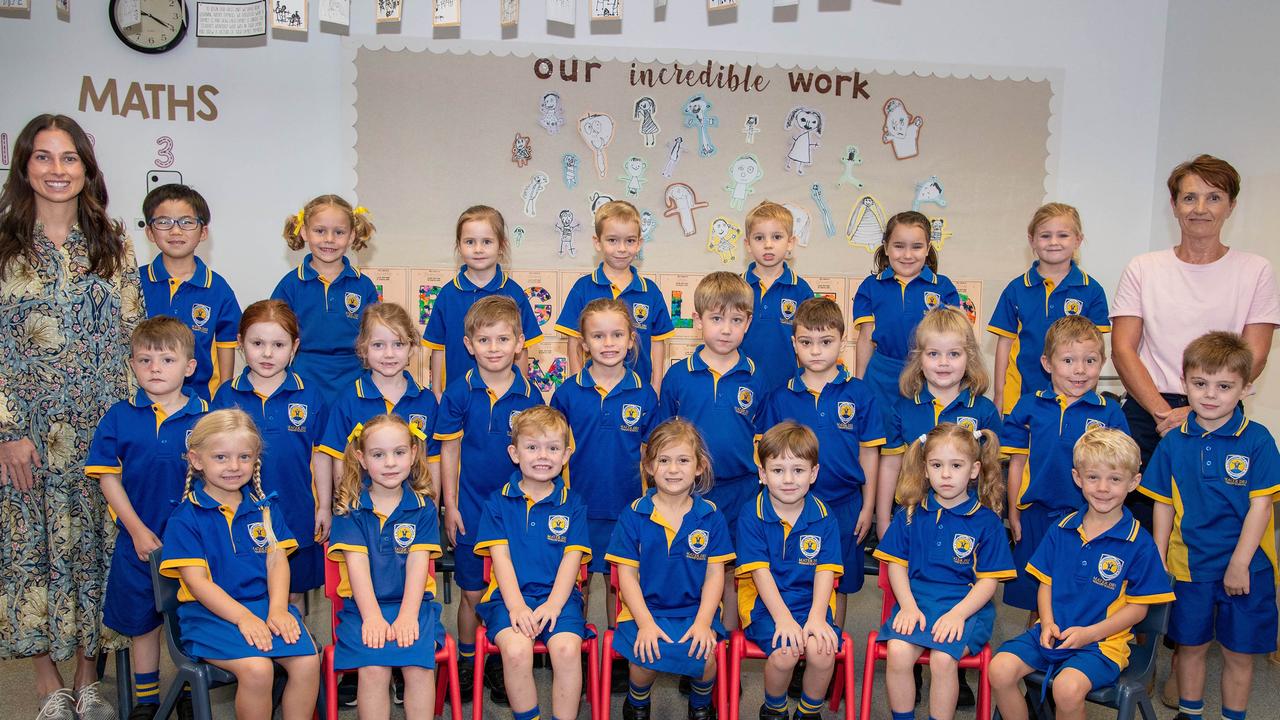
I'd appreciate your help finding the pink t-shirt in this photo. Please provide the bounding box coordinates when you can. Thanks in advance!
[1111,247,1280,394]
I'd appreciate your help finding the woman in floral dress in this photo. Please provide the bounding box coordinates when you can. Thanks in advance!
[0,114,144,720]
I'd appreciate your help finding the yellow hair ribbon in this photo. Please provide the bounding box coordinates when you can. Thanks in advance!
[347,423,365,444]
[294,209,306,232]
[353,205,369,216]
[409,423,427,441]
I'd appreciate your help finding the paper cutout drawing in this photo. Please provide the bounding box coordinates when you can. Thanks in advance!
[810,184,836,238]
[882,97,924,160]
[661,136,685,179]
[664,183,709,237]
[633,97,660,148]
[562,153,580,190]
[555,209,581,258]
[500,0,519,25]
[591,0,620,18]
[538,92,566,135]
[511,133,532,168]
[929,217,953,248]
[639,210,658,260]
[837,145,864,189]
[707,217,743,263]
[724,154,763,211]
[742,114,760,144]
[512,225,526,246]
[845,195,888,251]
[682,94,719,158]
[912,176,948,212]
[578,112,616,179]
[782,202,811,248]
[588,192,615,214]
[521,172,549,217]
[618,156,648,198]
[783,106,823,175]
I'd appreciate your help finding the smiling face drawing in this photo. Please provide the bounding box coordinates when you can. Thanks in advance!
[579,114,614,149]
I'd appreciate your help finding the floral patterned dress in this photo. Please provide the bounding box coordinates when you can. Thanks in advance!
[0,225,143,660]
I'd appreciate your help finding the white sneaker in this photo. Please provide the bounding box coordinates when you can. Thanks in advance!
[35,688,75,720]
[74,682,115,720]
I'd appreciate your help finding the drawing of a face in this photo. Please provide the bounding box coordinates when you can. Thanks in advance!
[514,136,529,154]
[668,185,692,204]
[731,156,762,183]
[685,97,709,121]
[885,100,910,138]
[579,114,614,150]
[811,184,825,200]
[624,157,646,177]
[565,155,578,171]
[746,115,758,128]
[796,110,821,131]
[559,209,573,225]
[712,219,729,237]
[918,181,942,201]
[637,97,654,114]
[641,211,656,229]
[541,93,560,113]
[531,173,548,191]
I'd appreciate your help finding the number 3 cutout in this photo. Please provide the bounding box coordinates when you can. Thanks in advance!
[155,136,175,169]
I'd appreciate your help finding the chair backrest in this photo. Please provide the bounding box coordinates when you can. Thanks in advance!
[1122,600,1171,680]
[876,561,895,624]
[149,551,194,664]
[608,564,623,618]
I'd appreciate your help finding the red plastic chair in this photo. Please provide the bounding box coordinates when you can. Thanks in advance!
[472,556,601,720]
[321,550,463,720]
[859,561,991,720]
[599,564,729,716]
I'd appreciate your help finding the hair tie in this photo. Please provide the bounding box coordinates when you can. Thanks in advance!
[294,209,306,233]
[347,423,364,444]
[973,429,984,442]
[408,423,427,441]
[353,205,369,216]
[916,433,928,445]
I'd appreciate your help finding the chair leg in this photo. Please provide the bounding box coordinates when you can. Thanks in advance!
[858,635,878,720]
[600,632,614,720]
[977,648,992,720]
[115,647,134,720]
[586,639,600,720]
[472,630,487,720]
[727,634,742,720]
[1137,696,1157,720]
[153,675,184,720]
[447,635,463,720]
[715,640,728,714]
[841,640,856,720]
[1115,685,1137,720]
[189,669,215,720]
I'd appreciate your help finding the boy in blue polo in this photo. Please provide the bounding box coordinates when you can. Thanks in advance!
[990,429,1173,720]
[435,295,544,700]
[1139,332,1279,720]
[475,406,590,720]
[737,422,844,720]
[139,183,241,402]
[740,200,814,393]
[1001,315,1128,613]
[555,200,675,389]
[85,317,209,718]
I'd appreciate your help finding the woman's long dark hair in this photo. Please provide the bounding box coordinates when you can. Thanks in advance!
[0,114,125,279]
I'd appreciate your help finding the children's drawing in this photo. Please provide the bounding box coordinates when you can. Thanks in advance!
[500,0,519,25]
[578,112,615,179]
[431,0,459,27]
[682,95,719,158]
[376,0,403,21]
[520,172,550,218]
[810,184,836,238]
[742,114,760,144]
[783,106,824,176]
[633,97,660,148]
[512,226,526,246]
[706,217,743,263]
[724,154,763,211]
[617,156,648,198]
[707,0,737,9]
[845,195,888,251]
[836,145,864,189]
[782,202,811,248]
[562,153,580,190]
[511,133,532,168]
[546,0,575,25]
[320,0,350,23]
[639,210,658,260]
[538,92,565,135]
[590,0,620,19]
[588,192,614,214]
[271,0,307,29]
[663,183,709,237]
[912,176,948,212]
[661,136,685,179]
[882,97,924,160]
[929,217,952,248]
[554,209,581,258]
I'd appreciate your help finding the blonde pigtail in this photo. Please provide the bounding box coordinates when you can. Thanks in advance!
[975,428,1005,515]
[333,439,365,516]
[349,206,376,252]
[250,459,265,502]
[282,210,306,251]
[896,435,931,516]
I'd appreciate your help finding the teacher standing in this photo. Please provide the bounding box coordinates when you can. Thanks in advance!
[0,114,144,718]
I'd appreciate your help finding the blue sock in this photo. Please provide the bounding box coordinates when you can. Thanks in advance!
[1178,698,1204,718]
[689,678,714,708]
[628,681,653,707]
[459,642,475,659]
[797,692,823,715]
[892,711,914,720]
[764,691,788,712]
[513,707,540,720]
[1223,708,1246,720]
[133,671,160,705]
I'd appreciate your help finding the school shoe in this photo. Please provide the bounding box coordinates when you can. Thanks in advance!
[457,660,475,699]
[622,700,651,720]
[791,711,821,720]
[128,704,159,720]
[484,658,509,706]
[688,702,717,720]
[679,676,692,695]
[392,668,405,705]
[338,673,359,706]
[611,657,630,694]
[957,670,976,708]
[758,703,789,720]
[74,682,114,720]
[787,660,805,698]
[35,689,76,720]
[176,696,195,720]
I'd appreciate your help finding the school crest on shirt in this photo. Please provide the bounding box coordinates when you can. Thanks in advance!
[836,401,856,429]
[1064,298,1084,316]
[247,522,270,552]
[780,298,798,322]
[184,429,193,449]
[736,387,754,413]
[408,414,428,433]
[509,411,521,430]
[1084,419,1105,432]
[393,523,416,552]
[632,303,650,327]
[344,292,362,317]
[547,514,569,542]
[191,303,211,329]
[1096,554,1123,587]
[687,529,709,559]
[956,416,977,432]
[1226,454,1250,484]
[923,292,941,311]
[621,404,642,429]
[952,533,975,563]
[799,534,821,565]
[288,403,308,429]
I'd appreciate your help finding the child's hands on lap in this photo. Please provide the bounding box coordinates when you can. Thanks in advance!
[268,607,301,644]
[362,615,391,649]
[891,606,926,636]
[509,603,539,638]
[238,613,275,652]
[803,618,838,655]
[1038,622,1061,649]
[530,601,562,636]
[680,621,716,660]
[391,613,419,648]
[931,610,967,644]
[635,622,671,663]
[772,617,806,657]
[1055,625,1099,650]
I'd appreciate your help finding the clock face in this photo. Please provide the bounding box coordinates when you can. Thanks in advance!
[112,0,187,53]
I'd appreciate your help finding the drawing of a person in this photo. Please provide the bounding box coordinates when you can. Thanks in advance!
[633,97,660,148]
[784,107,824,175]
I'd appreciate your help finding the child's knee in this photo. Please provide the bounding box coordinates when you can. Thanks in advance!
[929,652,957,673]
[1220,647,1254,670]
[359,665,392,684]
[988,654,1024,687]
[885,641,917,669]
[235,658,276,690]
[1050,671,1091,707]
[546,635,581,666]
[461,590,483,608]
[803,639,835,669]
[401,666,433,684]
[497,634,535,668]
[768,650,800,672]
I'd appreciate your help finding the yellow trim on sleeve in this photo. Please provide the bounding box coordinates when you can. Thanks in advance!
[1248,483,1280,499]
[434,430,463,442]
[408,543,443,556]
[860,438,887,448]
[473,539,506,556]
[1026,564,1051,585]
[326,543,368,560]
[604,554,640,567]
[524,335,545,349]
[650,330,676,342]
[986,325,1018,339]
[735,561,769,576]
[213,340,239,348]
[1096,325,1112,333]
[852,315,875,327]
[880,445,906,456]
[707,552,736,564]
[1136,485,1172,504]
[553,324,581,338]
[84,465,123,478]
[1125,591,1176,605]
[872,549,907,566]
[975,569,1017,580]
[422,339,445,350]
[816,563,844,576]
[158,557,208,579]
[275,538,299,556]
[566,544,593,562]
[318,445,345,460]
[426,453,442,464]
[1004,447,1029,455]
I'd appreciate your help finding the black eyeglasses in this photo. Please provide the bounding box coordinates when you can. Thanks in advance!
[148,216,203,231]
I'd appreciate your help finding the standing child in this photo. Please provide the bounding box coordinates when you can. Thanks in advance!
[159,410,320,720]
[139,184,241,402]
[1001,316,1128,613]
[271,194,379,400]
[211,300,332,600]
[990,429,1174,720]
[1139,332,1280,720]
[853,211,960,405]
[989,203,1111,414]
[605,418,734,720]
[737,422,843,720]
[474,406,590,720]
[555,201,675,390]
[740,200,815,392]
[328,413,447,719]
[423,206,543,395]
[434,295,544,700]
[85,317,208,720]
[873,424,1015,720]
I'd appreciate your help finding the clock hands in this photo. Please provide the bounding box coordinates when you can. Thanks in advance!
[142,11,175,31]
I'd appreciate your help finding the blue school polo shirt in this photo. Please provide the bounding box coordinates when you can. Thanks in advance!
[988,262,1111,412]
[883,388,1003,455]
[474,476,591,602]
[656,349,766,482]
[873,492,1016,586]
[328,485,442,602]
[140,256,242,402]
[160,482,299,604]
[735,491,844,630]
[554,265,675,383]
[85,389,209,532]
[318,370,441,461]
[434,368,544,548]
[741,263,814,392]
[270,255,380,399]
[421,266,544,391]
[550,363,658,519]
[852,267,960,362]
[758,368,886,504]
[210,369,327,550]
[1138,409,1280,582]
[604,489,735,622]
[1026,508,1174,667]
[1001,390,1129,511]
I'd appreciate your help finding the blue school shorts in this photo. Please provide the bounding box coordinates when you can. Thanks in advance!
[998,626,1119,692]
[587,519,617,574]
[103,535,163,637]
[707,475,755,539]
[454,542,486,592]
[829,496,866,594]
[1169,569,1277,654]
[1005,504,1065,611]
